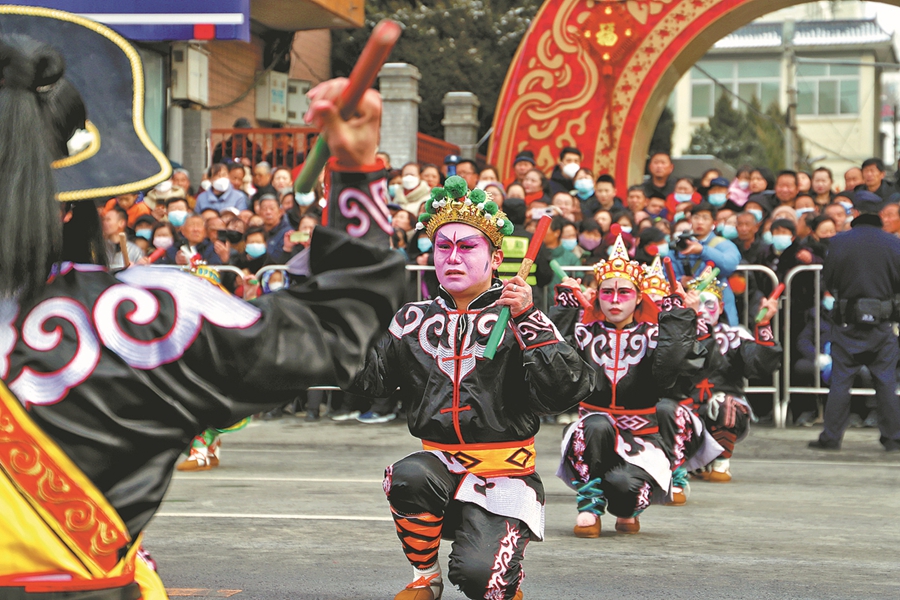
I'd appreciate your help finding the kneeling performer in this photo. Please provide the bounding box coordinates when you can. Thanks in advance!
[349,177,594,600]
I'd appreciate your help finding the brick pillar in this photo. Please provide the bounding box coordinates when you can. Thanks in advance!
[442,92,480,160]
[378,63,421,167]
[167,104,211,188]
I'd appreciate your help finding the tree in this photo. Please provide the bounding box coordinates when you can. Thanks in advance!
[649,106,674,156]
[331,0,543,143]
[687,93,791,172]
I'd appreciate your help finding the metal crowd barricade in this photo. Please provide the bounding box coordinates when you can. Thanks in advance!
[781,264,883,429]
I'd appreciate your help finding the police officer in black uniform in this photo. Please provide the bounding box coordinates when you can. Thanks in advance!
[810,191,900,452]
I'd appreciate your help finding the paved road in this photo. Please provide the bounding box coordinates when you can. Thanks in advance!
[145,417,900,599]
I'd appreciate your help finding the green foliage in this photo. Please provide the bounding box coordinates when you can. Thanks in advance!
[687,94,790,172]
[650,106,674,156]
[332,0,543,140]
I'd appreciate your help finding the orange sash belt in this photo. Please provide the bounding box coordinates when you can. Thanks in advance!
[422,438,536,477]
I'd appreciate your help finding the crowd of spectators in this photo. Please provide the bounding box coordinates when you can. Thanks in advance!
[100,120,900,427]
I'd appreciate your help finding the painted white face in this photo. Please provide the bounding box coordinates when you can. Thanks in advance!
[698,290,723,326]
[597,277,640,326]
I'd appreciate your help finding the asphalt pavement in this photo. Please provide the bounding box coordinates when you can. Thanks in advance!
[145,415,900,600]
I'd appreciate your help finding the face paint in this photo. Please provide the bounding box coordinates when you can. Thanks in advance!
[697,290,722,326]
[433,222,495,296]
[597,277,639,327]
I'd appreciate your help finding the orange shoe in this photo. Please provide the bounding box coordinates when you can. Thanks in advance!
[176,448,213,472]
[615,517,640,534]
[708,458,731,483]
[208,439,221,468]
[667,488,687,506]
[394,574,443,600]
[573,512,601,538]
[512,591,523,600]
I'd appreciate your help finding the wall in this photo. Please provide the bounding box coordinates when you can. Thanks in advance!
[207,37,265,131]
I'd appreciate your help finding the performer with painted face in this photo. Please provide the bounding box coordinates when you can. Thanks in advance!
[349,176,594,600]
[0,9,404,598]
[552,236,720,536]
[686,267,782,482]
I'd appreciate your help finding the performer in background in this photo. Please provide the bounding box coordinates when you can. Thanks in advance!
[0,9,403,599]
[349,176,594,600]
[551,236,720,537]
[685,267,781,482]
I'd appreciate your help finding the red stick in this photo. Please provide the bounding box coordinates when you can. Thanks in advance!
[338,21,402,121]
[527,215,552,262]
[147,247,167,263]
[663,256,677,290]
[769,282,786,301]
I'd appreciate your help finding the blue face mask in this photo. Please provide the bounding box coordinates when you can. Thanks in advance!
[772,234,793,252]
[561,238,578,251]
[620,225,632,234]
[388,184,402,199]
[674,193,692,203]
[417,237,433,253]
[822,295,835,311]
[167,210,187,228]
[135,229,152,241]
[708,192,727,207]
[720,225,738,240]
[573,179,594,199]
[295,192,316,207]
[673,211,686,223]
[245,242,267,258]
[762,230,773,245]
[748,209,763,223]
[796,207,814,218]
[656,243,670,257]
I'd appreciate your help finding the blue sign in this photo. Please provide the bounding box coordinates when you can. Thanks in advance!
[13,0,251,41]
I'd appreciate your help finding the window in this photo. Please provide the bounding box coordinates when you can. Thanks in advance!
[690,59,781,118]
[796,63,859,116]
[137,47,166,151]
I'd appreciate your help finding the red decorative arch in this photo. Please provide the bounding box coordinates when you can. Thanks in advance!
[489,0,807,190]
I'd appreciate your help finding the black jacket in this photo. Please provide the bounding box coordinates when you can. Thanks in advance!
[349,282,595,444]
[1,181,406,537]
[692,323,782,402]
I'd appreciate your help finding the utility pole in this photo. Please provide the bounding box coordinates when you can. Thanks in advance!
[783,20,798,170]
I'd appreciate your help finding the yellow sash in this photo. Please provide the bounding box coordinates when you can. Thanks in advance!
[422,438,536,478]
[0,380,166,598]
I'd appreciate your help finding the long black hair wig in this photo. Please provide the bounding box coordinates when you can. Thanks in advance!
[0,34,92,300]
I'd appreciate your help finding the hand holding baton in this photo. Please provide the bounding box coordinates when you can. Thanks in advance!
[294,20,402,194]
[146,247,167,264]
[549,259,590,310]
[483,215,553,360]
[755,283,785,324]
[663,257,678,293]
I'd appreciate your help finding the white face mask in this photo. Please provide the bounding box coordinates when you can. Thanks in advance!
[212,177,230,193]
[562,162,581,180]
[155,180,173,194]
[153,236,174,250]
[200,180,212,191]
[268,281,285,292]
[401,175,420,190]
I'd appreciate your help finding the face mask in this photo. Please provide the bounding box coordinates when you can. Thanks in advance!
[200,180,212,191]
[620,225,632,234]
[822,295,835,311]
[673,211,686,223]
[578,234,601,251]
[268,281,285,292]
[167,210,187,227]
[796,207,814,218]
[153,236,173,250]
[738,180,750,190]
[748,209,763,223]
[839,201,853,213]
[561,238,578,251]
[708,192,727,207]
[762,231,773,245]
[721,225,738,240]
[212,177,230,193]
[245,242,267,258]
[401,175,420,190]
[135,229,152,241]
[388,184,402,199]
[295,191,316,206]
[674,193,692,203]
[155,180,173,194]
[417,237,433,253]
[562,163,581,179]
[772,234,793,252]
[656,243,670,257]
[574,179,594,199]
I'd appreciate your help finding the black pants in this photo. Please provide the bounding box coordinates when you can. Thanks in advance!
[823,331,900,446]
[386,453,530,600]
